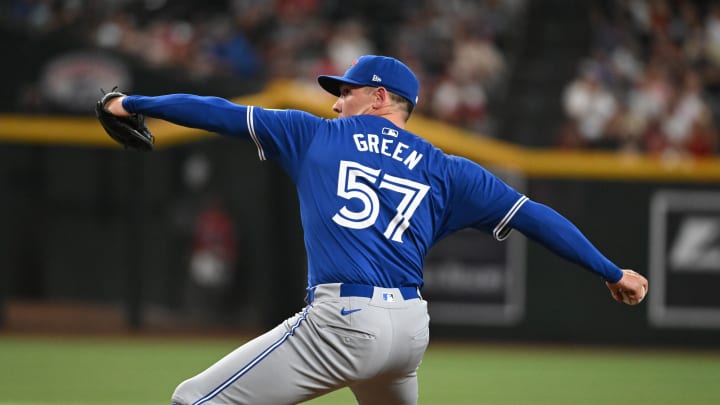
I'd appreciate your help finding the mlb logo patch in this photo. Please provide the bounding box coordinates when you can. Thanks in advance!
[382,127,398,137]
[383,293,395,302]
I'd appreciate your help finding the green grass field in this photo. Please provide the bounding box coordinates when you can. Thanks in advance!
[0,335,718,405]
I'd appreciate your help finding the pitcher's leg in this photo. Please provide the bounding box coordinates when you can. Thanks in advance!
[350,371,419,405]
[350,299,429,405]
[172,307,335,405]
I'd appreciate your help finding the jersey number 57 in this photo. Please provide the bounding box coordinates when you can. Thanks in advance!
[332,160,430,243]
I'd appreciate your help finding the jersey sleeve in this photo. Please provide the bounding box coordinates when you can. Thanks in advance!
[445,156,623,282]
[246,107,324,168]
[444,156,527,240]
[123,94,251,136]
[123,94,324,176]
[509,199,624,282]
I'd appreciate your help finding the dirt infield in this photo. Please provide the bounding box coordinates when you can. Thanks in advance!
[3,300,126,334]
[1,300,256,339]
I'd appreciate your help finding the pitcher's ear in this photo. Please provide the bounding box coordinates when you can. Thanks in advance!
[372,86,388,106]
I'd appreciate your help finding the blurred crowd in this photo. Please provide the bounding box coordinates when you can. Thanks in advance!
[559,0,720,158]
[3,0,525,136]
[8,0,718,158]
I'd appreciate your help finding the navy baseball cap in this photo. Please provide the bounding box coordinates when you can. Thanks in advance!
[318,55,419,106]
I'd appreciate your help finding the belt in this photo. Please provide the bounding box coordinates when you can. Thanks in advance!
[306,283,421,304]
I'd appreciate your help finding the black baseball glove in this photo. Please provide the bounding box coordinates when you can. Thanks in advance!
[95,88,154,151]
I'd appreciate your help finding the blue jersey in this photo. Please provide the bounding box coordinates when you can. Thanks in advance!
[245,108,525,288]
[123,94,624,285]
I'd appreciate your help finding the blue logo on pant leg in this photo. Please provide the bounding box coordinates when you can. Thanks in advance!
[340,307,362,316]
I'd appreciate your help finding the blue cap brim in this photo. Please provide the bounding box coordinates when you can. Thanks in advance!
[317,75,368,97]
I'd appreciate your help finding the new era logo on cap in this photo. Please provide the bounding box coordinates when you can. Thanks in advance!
[317,55,420,106]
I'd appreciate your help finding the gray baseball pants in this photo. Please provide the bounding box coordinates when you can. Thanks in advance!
[171,283,430,405]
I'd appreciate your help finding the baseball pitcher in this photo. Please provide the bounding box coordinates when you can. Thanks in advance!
[97,55,648,405]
